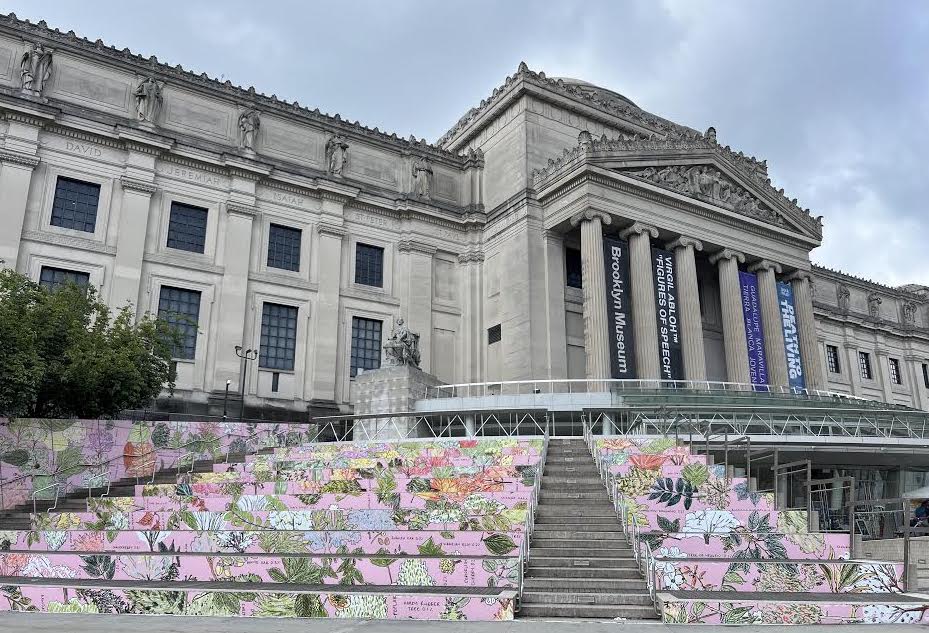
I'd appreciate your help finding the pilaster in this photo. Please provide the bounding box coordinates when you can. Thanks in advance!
[0,150,40,270]
[311,222,346,402]
[710,248,750,383]
[109,176,157,312]
[749,260,789,388]
[543,230,568,379]
[620,222,660,380]
[398,239,436,373]
[667,236,706,381]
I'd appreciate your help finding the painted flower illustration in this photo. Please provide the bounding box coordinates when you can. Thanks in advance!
[629,454,668,470]
[396,559,436,586]
[22,555,76,579]
[347,510,396,531]
[268,511,314,531]
[337,594,388,619]
[120,554,174,580]
[43,531,67,551]
[681,510,741,536]
[236,495,270,512]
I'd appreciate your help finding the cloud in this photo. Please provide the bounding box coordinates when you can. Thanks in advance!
[7,0,928,285]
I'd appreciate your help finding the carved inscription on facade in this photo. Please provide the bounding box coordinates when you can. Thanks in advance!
[347,210,397,230]
[65,140,103,158]
[271,191,305,207]
[159,164,227,188]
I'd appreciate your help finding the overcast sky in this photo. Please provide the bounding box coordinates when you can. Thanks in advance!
[9,1,928,287]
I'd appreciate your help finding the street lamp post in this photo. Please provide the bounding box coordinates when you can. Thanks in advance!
[222,379,231,420]
[234,345,258,422]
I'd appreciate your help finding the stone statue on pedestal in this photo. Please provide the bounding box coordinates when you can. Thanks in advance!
[20,43,53,96]
[134,77,164,124]
[238,109,261,151]
[326,134,349,176]
[383,317,421,368]
[411,156,433,198]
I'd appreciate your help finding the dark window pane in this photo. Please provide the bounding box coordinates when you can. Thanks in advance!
[267,224,301,272]
[167,202,208,253]
[565,247,583,289]
[260,303,298,371]
[826,345,840,374]
[350,316,382,377]
[355,243,384,287]
[39,266,90,291]
[488,324,501,345]
[890,358,902,385]
[158,286,201,360]
[859,352,873,380]
[50,176,100,233]
[923,363,929,389]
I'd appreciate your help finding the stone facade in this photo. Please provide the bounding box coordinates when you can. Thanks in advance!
[0,15,927,416]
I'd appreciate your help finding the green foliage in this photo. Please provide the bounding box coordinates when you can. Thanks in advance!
[417,536,447,557]
[0,269,177,418]
[80,554,116,580]
[482,533,517,556]
[681,463,710,489]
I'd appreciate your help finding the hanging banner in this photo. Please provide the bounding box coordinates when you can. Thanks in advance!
[739,271,769,386]
[603,236,636,379]
[652,247,684,381]
[777,281,806,391]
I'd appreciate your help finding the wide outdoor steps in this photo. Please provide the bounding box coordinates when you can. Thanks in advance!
[520,438,657,620]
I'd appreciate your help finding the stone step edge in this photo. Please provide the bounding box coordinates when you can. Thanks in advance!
[2,550,517,560]
[657,591,926,605]
[0,576,515,597]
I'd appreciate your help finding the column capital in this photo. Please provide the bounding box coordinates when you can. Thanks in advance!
[225,202,259,218]
[748,259,783,274]
[569,208,612,227]
[666,235,703,252]
[709,248,745,265]
[786,269,813,283]
[397,239,437,256]
[457,249,485,264]
[619,221,658,240]
[0,150,40,169]
[119,176,157,195]
[317,222,346,239]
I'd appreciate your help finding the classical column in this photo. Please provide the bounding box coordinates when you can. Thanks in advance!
[571,209,611,379]
[749,260,789,388]
[787,270,825,390]
[398,240,436,373]
[212,203,258,389]
[110,178,156,312]
[0,151,39,270]
[543,230,568,379]
[620,222,660,380]
[667,236,706,381]
[710,249,750,383]
[310,223,345,402]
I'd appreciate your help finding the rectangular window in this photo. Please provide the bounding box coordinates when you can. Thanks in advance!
[889,358,902,385]
[923,363,929,389]
[565,247,583,289]
[166,201,208,253]
[39,266,90,291]
[259,303,298,371]
[488,324,501,345]
[350,316,382,377]
[157,286,201,360]
[267,224,301,272]
[355,243,384,287]
[825,344,841,374]
[859,351,873,380]
[50,176,100,233]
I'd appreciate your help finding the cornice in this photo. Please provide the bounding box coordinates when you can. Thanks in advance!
[0,13,468,166]
[44,124,123,149]
[225,202,259,218]
[316,223,347,239]
[397,239,437,256]
[812,263,927,301]
[0,150,40,168]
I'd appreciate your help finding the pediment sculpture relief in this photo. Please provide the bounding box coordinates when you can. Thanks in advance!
[622,165,786,228]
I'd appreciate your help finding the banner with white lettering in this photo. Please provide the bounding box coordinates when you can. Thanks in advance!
[777,281,806,391]
[651,248,684,381]
[739,271,769,386]
[603,236,636,379]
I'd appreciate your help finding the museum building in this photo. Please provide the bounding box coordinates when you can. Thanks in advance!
[1,14,929,419]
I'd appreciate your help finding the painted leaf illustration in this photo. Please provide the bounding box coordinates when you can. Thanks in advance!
[80,554,116,580]
[418,536,446,557]
[681,463,709,489]
[483,533,517,556]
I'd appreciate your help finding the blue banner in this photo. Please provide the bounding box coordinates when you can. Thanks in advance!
[739,271,769,386]
[652,248,684,380]
[777,282,806,391]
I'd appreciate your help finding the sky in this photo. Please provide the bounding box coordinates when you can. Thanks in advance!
[8,0,929,287]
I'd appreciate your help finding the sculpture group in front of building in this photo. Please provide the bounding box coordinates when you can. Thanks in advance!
[384,317,421,368]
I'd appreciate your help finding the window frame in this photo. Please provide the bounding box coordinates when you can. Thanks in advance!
[41,168,113,243]
[825,344,841,374]
[858,351,873,381]
[889,357,903,385]
[166,200,210,254]
[157,285,202,361]
[354,242,385,288]
[266,223,302,272]
[49,176,102,234]
[38,265,91,292]
[350,316,383,377]
[488,324,502,345]
[259,302,299,372]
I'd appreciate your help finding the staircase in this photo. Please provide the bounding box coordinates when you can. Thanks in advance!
[520,438,657,620]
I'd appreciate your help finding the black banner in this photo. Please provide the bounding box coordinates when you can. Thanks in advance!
[603,236,636,379]
[652,247,684,381]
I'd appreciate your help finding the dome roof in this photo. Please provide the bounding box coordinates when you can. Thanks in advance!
[552,77,639,109]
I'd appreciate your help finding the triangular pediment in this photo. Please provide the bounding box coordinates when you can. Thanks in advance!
[532,131,823,241]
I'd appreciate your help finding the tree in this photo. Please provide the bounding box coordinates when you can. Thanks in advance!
[0,269,177,419]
